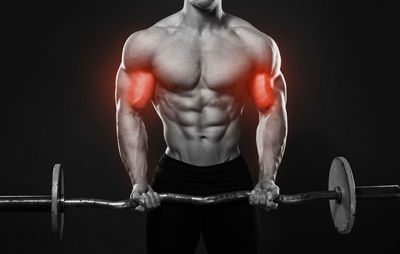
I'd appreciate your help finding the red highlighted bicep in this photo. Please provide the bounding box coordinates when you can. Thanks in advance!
[251,73,275,112]
[127,71,155,109]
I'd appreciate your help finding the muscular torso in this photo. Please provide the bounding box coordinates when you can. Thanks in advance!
[126,13,275,166]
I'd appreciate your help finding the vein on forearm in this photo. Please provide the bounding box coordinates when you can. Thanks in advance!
[117,111,149,185]
[256,102,287,181]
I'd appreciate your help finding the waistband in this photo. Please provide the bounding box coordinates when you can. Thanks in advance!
[158,153,248,176]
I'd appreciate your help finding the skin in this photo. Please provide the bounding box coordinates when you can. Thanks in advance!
[115,0,287,212]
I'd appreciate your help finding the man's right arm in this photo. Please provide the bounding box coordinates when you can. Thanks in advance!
[115,32,160,211]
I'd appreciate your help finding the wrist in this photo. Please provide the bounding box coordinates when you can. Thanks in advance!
[258,172,276,183]
[131,181,148,194]
[130,174,148,186]
[132,180,148,187]
[255,176,279,191]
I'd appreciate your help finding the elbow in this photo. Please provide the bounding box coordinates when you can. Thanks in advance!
[256,102,274,116]
[258,100,286,118]
[258,103,288,137]
[257,88,286,117]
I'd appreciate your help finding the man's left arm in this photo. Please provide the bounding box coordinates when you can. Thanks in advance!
[249,41,288,211]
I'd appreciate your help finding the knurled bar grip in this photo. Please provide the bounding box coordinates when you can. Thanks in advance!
[60,189,341,209]
[0,189,341,210]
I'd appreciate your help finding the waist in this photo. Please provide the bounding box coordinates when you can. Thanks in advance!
[159,153,246,175]
[153,153,254,196]
[166,149,241,167]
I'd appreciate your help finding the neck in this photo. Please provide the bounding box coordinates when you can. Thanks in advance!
[182,0,224,31]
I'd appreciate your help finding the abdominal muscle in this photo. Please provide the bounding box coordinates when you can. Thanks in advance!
[153,86,244,166]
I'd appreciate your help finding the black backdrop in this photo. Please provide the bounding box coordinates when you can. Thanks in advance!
[1,1,399,253]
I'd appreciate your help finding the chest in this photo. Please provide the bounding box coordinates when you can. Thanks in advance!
[152,31,254,92]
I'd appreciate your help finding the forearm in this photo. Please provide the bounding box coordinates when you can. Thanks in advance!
[256,106,287,182]
[117,112,150,185]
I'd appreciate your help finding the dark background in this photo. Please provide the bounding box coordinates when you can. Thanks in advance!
[1,0,399,253]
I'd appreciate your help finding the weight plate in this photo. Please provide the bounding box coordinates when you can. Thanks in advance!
[51,164,64,242]
[329,157,356,234]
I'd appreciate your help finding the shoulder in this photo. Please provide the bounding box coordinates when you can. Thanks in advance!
[122,12,183,69]
[225,14,281,74]
[121,26,167,70]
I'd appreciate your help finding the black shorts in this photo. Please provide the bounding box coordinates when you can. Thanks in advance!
[146,154,258,254]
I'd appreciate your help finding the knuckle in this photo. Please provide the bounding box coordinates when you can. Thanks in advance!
[135,206,144,212]
[259,195,266,204]
[131,191,139,198]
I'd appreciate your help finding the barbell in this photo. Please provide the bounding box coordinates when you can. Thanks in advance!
[0,157,399,242]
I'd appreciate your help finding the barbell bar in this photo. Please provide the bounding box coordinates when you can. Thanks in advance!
[0,157,399,242]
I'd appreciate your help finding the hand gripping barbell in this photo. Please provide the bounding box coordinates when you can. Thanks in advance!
[0,157,399,242]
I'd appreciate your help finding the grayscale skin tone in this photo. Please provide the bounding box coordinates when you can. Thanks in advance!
[115,0,288,212]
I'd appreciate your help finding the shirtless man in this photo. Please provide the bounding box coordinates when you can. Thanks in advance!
[115,0,287,253]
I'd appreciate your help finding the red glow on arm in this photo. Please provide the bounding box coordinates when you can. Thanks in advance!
[251,73,275,112]
[127,71,155,109]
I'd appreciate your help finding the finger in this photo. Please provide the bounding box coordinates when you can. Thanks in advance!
[130,197,140,212]
[142,193,152,210]
[271,187,280,199]
[147,191,157,208]
[253,190,261,205]
[269,189,280,204]
[267,199,278,210]
[249,190,255,205]
[135,205,146,212]
[130,191,140,199]
[147,186,160,208]
[134,198,146,212]
[267,191,273,201]
[267,190,279,201]
[154,192,161,206]
[259,191,267,205]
